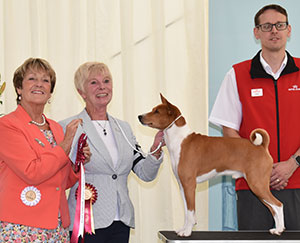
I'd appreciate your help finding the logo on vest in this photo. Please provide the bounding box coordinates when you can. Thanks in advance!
[251,88,263,97]
[288,85,300,91]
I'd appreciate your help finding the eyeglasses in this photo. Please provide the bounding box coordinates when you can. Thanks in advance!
[256,22,288,32]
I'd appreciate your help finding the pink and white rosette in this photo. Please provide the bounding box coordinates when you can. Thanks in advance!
[75,183,98,235]
[71,133,88,243]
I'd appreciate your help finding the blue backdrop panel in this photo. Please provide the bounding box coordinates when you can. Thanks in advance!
[208,0,300,230]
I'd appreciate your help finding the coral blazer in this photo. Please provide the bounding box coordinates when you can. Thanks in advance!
[0,105,78,229]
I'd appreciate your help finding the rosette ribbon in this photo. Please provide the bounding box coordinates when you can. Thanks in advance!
[76,183,98,235]
[71,133,89,243]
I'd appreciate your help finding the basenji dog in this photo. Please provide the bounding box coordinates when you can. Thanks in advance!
[138,94,285,237]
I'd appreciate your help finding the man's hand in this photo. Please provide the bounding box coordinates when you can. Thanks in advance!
[270,157,298,190]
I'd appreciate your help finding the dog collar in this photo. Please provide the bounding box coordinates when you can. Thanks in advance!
[164,115,182,131]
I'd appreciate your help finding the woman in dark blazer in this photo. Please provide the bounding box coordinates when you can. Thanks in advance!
[60,62,164,243]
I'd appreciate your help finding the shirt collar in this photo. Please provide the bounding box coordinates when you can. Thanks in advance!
[259,52,287,80]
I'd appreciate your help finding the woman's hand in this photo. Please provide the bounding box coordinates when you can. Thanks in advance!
[150,130,165,159]
[71,142,91,173]
[59,119,82,155]
[82,143,91,164]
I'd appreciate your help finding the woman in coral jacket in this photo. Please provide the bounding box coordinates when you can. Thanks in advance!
[0,58,90,242]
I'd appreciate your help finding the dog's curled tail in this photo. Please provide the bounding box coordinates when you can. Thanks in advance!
[250,128,270,149]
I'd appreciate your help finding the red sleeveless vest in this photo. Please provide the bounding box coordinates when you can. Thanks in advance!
[234,51,300,190]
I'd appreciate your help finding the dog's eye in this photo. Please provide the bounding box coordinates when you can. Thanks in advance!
[154,109,159,114]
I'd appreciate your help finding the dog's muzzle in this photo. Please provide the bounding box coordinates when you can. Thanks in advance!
[138,115,144,124]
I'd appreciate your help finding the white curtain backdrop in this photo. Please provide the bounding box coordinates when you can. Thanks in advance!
[0,0,209,242]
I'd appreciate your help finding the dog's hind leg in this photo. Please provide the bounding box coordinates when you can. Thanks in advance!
[262,198,285,235]
[175,173,197,237]
[247,176,285,235]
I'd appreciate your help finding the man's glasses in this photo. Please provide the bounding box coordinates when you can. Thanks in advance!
[256,22,288,32]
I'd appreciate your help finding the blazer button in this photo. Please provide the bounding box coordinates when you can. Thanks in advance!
[112,174,117,180]
[56,187,60,191]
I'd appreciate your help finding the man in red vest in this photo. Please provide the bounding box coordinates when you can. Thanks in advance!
[210,4,300,230]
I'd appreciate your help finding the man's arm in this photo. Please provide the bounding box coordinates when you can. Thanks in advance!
[222,126,240,138]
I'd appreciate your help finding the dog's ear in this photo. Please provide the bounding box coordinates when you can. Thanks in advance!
[160,93,168,104]
[160,94,174,108]
[160,93,177,111]
[160,94,181,117]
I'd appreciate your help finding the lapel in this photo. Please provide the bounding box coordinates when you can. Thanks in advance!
[14,105,55,151]
[47,118,64,145]
[107,115,126,171]
[78,109,116,170]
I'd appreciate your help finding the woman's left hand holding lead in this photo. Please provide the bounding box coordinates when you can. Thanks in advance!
[150,131,165,159]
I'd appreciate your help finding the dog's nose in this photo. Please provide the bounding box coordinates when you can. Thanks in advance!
[138,115,143,123]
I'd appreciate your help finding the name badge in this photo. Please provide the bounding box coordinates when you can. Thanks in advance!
[251,88,263,97]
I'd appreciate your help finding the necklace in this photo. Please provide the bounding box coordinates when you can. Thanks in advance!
[30,115,46,127]
[97,120,107,136]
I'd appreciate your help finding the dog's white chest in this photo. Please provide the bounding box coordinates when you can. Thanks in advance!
[164,124,191,176]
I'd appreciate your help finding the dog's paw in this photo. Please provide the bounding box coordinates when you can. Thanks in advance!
[269,227,285,235]
[176,227,192,237]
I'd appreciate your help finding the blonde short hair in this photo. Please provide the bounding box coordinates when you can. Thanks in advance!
[74,62,112,92]
[13,58,56,104]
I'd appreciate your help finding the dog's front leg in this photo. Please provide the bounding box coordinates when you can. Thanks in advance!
[175,182,188,234]
[175,180,197,237]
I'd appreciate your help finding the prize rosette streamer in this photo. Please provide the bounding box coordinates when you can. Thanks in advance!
[76,183,98,235]
[71,133,88,243]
